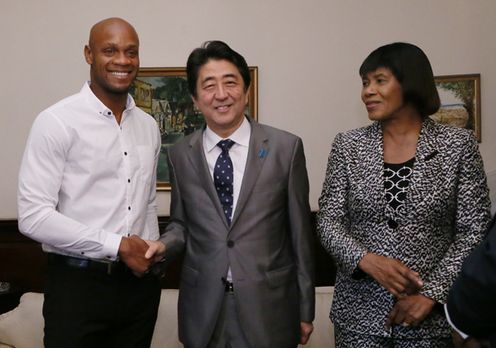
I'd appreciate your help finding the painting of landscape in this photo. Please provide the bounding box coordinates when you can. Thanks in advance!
[430,74,481,141]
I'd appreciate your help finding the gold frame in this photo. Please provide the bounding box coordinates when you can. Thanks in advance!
[131,66,258,190]
[432,74,481,142]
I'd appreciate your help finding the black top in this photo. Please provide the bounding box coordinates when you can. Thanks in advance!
[384,157,415,212]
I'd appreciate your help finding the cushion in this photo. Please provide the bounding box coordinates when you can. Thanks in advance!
[0,292,44,348]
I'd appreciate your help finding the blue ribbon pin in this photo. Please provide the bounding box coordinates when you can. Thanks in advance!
[258,148,268,158]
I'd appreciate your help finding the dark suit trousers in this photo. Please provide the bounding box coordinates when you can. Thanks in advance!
[43,256,161,348]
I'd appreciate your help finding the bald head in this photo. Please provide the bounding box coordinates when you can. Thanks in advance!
[88,17,139,49]
[84,17,140,104]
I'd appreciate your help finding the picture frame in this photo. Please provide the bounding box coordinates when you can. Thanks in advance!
[130,67,258,190]
[430,74,481,142]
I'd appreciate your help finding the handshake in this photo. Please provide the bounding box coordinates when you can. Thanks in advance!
[118,235,167,277]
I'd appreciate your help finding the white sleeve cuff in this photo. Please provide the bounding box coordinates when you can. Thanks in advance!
[100,232,123,261]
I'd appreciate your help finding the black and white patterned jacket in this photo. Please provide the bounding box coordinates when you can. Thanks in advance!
[317,118,491,338]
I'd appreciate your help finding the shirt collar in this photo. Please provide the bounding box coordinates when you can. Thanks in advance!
[204,116,251,153]
[81,81,136,118]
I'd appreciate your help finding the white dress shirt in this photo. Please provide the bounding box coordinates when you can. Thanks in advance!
[203,116,251,218]
[203,117,251,281]
[18,82,161,261]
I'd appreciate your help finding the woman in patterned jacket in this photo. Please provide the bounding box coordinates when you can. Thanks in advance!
[317,42,491,347]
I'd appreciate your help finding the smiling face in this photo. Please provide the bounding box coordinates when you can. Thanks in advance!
[84,18,139,100]
[193,59,249,138]
[361,67,405,122]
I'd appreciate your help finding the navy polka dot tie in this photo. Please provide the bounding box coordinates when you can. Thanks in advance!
[214,139,235,224]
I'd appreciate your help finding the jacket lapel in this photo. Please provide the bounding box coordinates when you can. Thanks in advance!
[230,120,268,229]
[362,122,390,217]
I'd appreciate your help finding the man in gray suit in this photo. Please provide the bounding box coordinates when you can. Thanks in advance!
[146,41,315,348]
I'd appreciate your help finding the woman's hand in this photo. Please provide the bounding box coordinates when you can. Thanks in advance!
[386,294,435,328]
[358,253,423,297]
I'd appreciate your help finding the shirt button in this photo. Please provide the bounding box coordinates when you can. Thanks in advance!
[124,152,127,156]
[387,219,398,229]
[227,240,234,248]
[128,206,131,211]
[127,179,131,183]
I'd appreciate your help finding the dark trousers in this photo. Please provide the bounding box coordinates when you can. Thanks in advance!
[43,257,161,348]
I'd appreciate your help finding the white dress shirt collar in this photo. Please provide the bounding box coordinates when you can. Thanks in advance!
[204,116,251,151]
[82,81,136,119]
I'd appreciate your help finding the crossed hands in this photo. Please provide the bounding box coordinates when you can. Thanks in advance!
[118,235,166,277]
[358,253,435,328]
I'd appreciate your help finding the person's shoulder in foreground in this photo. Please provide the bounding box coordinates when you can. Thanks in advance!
[447,216,496,346]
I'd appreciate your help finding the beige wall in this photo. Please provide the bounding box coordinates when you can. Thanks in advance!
[1,0,495,218]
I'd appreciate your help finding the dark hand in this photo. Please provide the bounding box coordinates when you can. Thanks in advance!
[452,331,491,348]
[118,235,153,276]
[453,331,465,348]
[359,253,423,297]
[386,294,435,328]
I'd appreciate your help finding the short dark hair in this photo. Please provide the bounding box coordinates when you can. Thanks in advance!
[359,42,440,117]
[186,40,251,98]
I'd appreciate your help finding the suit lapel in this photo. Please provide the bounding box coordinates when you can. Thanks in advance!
[362,122,390,217]
[230,121,269,229]
[187,130,230,229]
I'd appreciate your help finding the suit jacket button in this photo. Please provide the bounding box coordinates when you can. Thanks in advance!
[387,219,398,229]
[227,240,235,248]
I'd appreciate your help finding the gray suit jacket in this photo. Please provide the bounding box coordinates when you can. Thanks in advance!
[160,117,315,348]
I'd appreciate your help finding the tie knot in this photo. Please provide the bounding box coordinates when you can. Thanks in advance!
[217,139,235,153]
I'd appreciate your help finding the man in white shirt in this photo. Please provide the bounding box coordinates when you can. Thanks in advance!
[17,17,161,348]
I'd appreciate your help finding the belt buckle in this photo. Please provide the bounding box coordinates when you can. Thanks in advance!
[105,261,120,275]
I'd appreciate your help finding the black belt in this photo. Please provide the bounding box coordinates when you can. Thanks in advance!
[222,278,234,292]
[47,253,126,275]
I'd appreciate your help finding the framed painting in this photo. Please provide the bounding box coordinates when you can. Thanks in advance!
[130,66,258,190]
[430,74,481,142]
